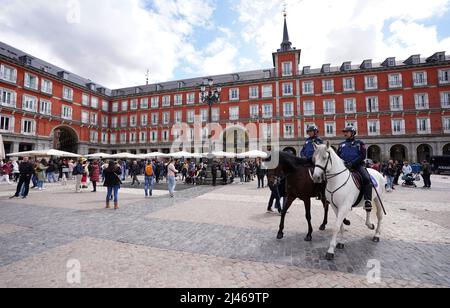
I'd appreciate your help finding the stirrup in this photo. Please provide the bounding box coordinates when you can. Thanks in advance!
[364,201,373,211]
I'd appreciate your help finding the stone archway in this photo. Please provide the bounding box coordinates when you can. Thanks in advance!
[368,145,382,162]
[390,144,408,162]
[51,126,79,154]
[417,144,433,162]
[283,147,297,156]
[443,144,450,156]
[222,126,249,154]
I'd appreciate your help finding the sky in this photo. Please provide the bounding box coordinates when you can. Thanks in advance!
[0,0,450,89]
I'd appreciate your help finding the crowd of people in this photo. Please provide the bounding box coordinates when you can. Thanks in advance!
[0,144,436,212]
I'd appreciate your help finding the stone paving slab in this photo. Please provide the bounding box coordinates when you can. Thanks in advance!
[0,177,449,288]
[0,237,444,288]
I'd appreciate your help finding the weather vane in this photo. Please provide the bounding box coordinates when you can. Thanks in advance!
[146,69,150,85]
[283,1,287,17]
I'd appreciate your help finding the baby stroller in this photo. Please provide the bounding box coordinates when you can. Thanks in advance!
[402,173,418,188]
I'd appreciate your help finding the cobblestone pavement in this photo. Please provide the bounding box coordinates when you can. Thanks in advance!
[0,175,449,288]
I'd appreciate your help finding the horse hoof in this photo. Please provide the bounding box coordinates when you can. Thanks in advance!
[277,233,284,240]
[304,235,312,242]
[336,243,345,250]
[319,225,326,231]
[373,237,380,243]
[344,219,351,226]
[369,224,375,231]
[326,253,335,261]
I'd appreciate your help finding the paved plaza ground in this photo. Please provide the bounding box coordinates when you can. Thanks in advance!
[0,175,449,288]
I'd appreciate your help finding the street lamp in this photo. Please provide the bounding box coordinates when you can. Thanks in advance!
[200,79,222,153]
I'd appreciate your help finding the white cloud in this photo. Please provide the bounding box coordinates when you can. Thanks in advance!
[0,0,217,88]
[233,0,450,68]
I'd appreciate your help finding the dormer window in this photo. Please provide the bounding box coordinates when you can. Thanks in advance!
[360,60,372,70]
[232,74,240,81]
[263,70,272,78]
[57,71,69,80]
[303,66,311,74]
[321,64,331,73]
[382,57,396,67]
[404,55,421,65]
[341,62,351,72]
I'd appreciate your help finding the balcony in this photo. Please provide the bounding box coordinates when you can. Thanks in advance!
[413,79,428,87]
[389,82,403,89]
[364,83,378,91]
[439,77,450,85]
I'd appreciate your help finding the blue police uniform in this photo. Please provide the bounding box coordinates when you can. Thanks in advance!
[301,137,323,161]
[337,138,373,207]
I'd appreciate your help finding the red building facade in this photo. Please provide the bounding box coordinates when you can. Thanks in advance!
[1,17,450,162]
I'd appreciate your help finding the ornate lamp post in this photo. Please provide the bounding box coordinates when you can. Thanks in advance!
[200,78,221,153]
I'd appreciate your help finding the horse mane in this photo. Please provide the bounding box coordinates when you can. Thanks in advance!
[267,151,308,171]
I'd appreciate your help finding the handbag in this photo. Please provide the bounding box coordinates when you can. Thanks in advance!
[415,175,421,181]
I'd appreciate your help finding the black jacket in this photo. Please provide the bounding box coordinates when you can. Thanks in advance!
[19,162,35,177]
[103,167,122,187]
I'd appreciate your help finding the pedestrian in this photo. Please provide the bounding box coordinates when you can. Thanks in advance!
[393,160,402,186]
[144,160,155,197]
[385,160,396,192]
[88,160,100,192]
[167,159,178,198]
[10,157,35,199]
[268,178,285,213]
[81,160,89,188]
[421,160,432,189]
[68,160,74,180]
[256,161,265,188]
[130,160,141,186]
[35,159,48,191]
[46,160,57,183]
[211,161,218,186]
[0,160,12,185]
[73,159,84,193]
[12,160,20,182]
[103,161,122,210]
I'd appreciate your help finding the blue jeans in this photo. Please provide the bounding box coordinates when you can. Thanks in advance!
[37,180,44,189]
[144,176,154,196]
[386,176,394,190]
[47,172,57,183]
[168,176,176,196]
[106,186,120,203]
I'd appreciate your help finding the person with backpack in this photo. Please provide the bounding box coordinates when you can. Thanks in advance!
[144,160,155,197]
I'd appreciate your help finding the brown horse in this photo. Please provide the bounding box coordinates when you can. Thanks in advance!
[266,151,349,242]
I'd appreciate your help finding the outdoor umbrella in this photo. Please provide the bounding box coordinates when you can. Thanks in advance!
[170,151,203,159]
[108,153,139,160]
[237,150,268,159]
[205,151,237,159]
[7,149,81,158]
[137,152,168,159]
[85,153,111,159]
[0,134,5,160]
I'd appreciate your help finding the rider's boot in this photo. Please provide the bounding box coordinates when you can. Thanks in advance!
[364,184,373,212]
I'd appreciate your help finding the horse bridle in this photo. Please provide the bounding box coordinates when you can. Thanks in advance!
[314,152,352,209]
[314,152,348,180]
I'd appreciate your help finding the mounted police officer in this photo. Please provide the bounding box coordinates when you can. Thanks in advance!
[337,126,373,212]
[300,125,323,163]
[300,125,324,199]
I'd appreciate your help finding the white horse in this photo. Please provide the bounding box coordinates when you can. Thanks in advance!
[312,143,386,261]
